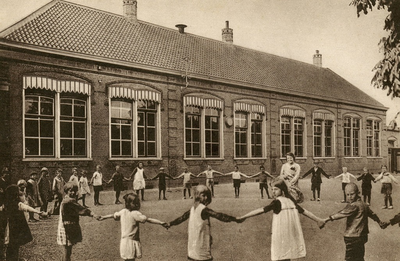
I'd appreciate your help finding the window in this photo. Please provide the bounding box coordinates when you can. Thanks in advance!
[313,111,334,157]
[184,96,223,158]
[23,76,91,159]
[366,119,381,157]
[343,116,360,157]
[109,87,161,159]
[280,107,305,157]
[234,102,265,158]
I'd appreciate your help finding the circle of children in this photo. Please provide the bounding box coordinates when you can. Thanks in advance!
[0,152,399,261]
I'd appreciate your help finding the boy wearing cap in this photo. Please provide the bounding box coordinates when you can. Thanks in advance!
[150,167,174,200]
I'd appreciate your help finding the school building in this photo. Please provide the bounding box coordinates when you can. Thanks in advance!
[0,0,388,184]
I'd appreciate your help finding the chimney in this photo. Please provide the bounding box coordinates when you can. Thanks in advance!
[313,50,322,67]
[123,0,137,23]
[176,24,187,34]
[222,21,233,43]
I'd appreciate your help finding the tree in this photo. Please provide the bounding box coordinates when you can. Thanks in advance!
[351,0,400,98]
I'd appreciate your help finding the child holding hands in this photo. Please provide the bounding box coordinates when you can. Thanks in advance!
[4,185,47,261]
[237,179,325,261]
[374,165,398,209]
[165,185,240,261]
[57,182,100,261]
[335,167,356,203]
[99,192,166,261]
[321,183,384,261]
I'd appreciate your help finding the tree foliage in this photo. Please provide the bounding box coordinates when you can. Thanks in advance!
[350,0,400,98]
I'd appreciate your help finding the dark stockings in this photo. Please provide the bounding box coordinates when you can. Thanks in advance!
[234,187,240,197]
[63,246,72,261]
[183,189,191,198]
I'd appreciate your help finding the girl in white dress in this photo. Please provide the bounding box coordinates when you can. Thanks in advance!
[128,162,147,201]
[99,193,166,261]
[237,179,325,261]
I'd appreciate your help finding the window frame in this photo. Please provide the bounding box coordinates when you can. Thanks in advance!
[183,96,223,160]
[109,96,161,160]
[280,107,306,158]
[343,116,361,157]
[312,111,335,158]
[234,102,266,159]
[22,77,92,161]
[366,118,381,157]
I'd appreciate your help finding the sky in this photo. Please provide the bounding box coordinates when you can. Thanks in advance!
[0,0,398,123]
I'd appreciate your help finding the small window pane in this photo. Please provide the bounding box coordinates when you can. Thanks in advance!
[111,125,121,139]
[41,139,54,155]
[60,122,72,138]
[112,141,120,156]
[25,97,38,114]
[74,101,86,117]
[74,122,86,138]
[40,120,54,137]
[25,139,39,155]
[25,120,38,137]
[74,140,86,156]
[122,141,132,156]
[121,125,131,140]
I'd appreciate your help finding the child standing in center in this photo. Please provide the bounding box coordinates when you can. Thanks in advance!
[99,192,166,261]
[335,167,356,203]
[356,167,375,206]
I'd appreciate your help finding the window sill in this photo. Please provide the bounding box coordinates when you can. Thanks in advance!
[313,157,336,159]
[109,158,162,161]
[366,157,383,159]
[23,158,93,162]
[234,158,267,160]
[343,157,363,159]
[184,158,225,161]
[279,157,307,160]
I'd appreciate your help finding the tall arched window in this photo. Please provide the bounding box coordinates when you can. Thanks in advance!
[184,95,223,159]
[280,106,305,158]
[366,117,381,157]
[313,110,335,157]
[234,101,266,158]
[109,86,161,159]
[23,75,91,158]
[343,114,361,157]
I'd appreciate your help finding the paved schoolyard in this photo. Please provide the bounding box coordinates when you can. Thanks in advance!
[20,178,400,260]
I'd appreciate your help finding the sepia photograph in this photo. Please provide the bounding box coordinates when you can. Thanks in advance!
[0,0,400,260]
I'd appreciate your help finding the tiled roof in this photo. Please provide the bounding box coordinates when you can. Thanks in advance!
[0,0,385,109]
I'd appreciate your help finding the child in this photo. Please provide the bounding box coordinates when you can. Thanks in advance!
[224,165,251,198]
[302,161,330,201]
[251,165,275,199]
[150,167,174,200]
[26,171,42,222]
[197,165,224,197]
[374,165,398,209]
[53,168,65,215]
[57,182,100,261]
[165,185,239,260]
[4,185,47,261]
[128,162,147,201]
[79,170,90,208]
[175,167,197,199]
[99,193,166,261]
[38,167,52,214]
[237,179,325,261]
[17,180,28,204]
[335,167,356,203]
[321,183,383,261]
[90,165,107,206]
[357,167,375,206]
[108,165,125,204]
